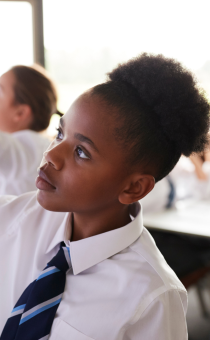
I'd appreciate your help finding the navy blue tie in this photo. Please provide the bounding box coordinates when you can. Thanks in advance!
[1,242,71,340]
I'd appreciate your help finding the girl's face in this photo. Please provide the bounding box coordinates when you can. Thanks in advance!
[36,93,130,213]
[0,70,19,132]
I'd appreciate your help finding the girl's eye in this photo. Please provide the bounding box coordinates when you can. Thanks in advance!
[76,146,90,160]
[56,127,63,140]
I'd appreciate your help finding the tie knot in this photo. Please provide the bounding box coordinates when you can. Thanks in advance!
[47,242,71,273]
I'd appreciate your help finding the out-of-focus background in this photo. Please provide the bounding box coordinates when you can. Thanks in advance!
[1,0,210,134]
[1,1,210,339]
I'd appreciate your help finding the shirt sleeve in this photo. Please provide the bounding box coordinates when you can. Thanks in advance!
[124,290,188,340]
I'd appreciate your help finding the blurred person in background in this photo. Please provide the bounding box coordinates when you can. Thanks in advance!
[171,150,210,201]
[141,148,210,214]
[141,149,210,280]
[0,65,60,195]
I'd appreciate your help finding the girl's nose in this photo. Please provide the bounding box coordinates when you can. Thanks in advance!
[42,142,64,171]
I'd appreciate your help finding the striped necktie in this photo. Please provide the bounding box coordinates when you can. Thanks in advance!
[1,242,71,340]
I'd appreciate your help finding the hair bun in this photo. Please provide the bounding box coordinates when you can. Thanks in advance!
[108,53,210,156]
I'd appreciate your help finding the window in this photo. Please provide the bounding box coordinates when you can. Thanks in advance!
[43,0,210,115]
[0,1,33,75]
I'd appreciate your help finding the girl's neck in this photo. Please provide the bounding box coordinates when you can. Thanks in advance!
[70,203,131,242]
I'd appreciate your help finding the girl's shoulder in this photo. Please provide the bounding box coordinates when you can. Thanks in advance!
[129,227,187,307]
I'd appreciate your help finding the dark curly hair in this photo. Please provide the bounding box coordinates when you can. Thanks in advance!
[91,53,210,182]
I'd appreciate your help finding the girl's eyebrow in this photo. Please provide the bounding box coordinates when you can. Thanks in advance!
[74,133,99,152]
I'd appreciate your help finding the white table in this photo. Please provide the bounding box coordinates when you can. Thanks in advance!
[143,199,210,238]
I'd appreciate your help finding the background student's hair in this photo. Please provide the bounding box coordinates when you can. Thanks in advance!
[91,53,210,182]
[11,65,62,132]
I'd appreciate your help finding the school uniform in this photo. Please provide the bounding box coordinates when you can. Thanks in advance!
[0,130,50,195]
[0,191,188,340]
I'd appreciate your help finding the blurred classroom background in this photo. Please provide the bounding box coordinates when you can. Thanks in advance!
[1,1,210,339]
[1,0,210,134]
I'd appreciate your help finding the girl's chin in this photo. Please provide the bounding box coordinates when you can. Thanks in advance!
[36,189,55,210]
[36,190,69,213]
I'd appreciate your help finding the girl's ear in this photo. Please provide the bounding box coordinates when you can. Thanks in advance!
[118,174,155,205]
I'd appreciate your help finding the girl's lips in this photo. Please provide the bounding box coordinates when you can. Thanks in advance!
[35,176,56,191]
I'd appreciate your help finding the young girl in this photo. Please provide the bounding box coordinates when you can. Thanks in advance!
[0,54,209,340]
[0,65,60,195]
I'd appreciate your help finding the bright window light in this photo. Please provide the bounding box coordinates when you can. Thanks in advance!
[43,0,210,117]
[0,1,33,75]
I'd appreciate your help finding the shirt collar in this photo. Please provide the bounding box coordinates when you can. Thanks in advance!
[46,202,143,275]
[45,213,70,253]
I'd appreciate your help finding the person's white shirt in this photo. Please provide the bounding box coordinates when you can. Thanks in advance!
[0,192,188,340]
[170,156,210,200]
[0,130,50,195]
[141,157,210,215]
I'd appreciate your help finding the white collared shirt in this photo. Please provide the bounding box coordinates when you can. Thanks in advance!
[0,130,50,195]
[0,192,188,340]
